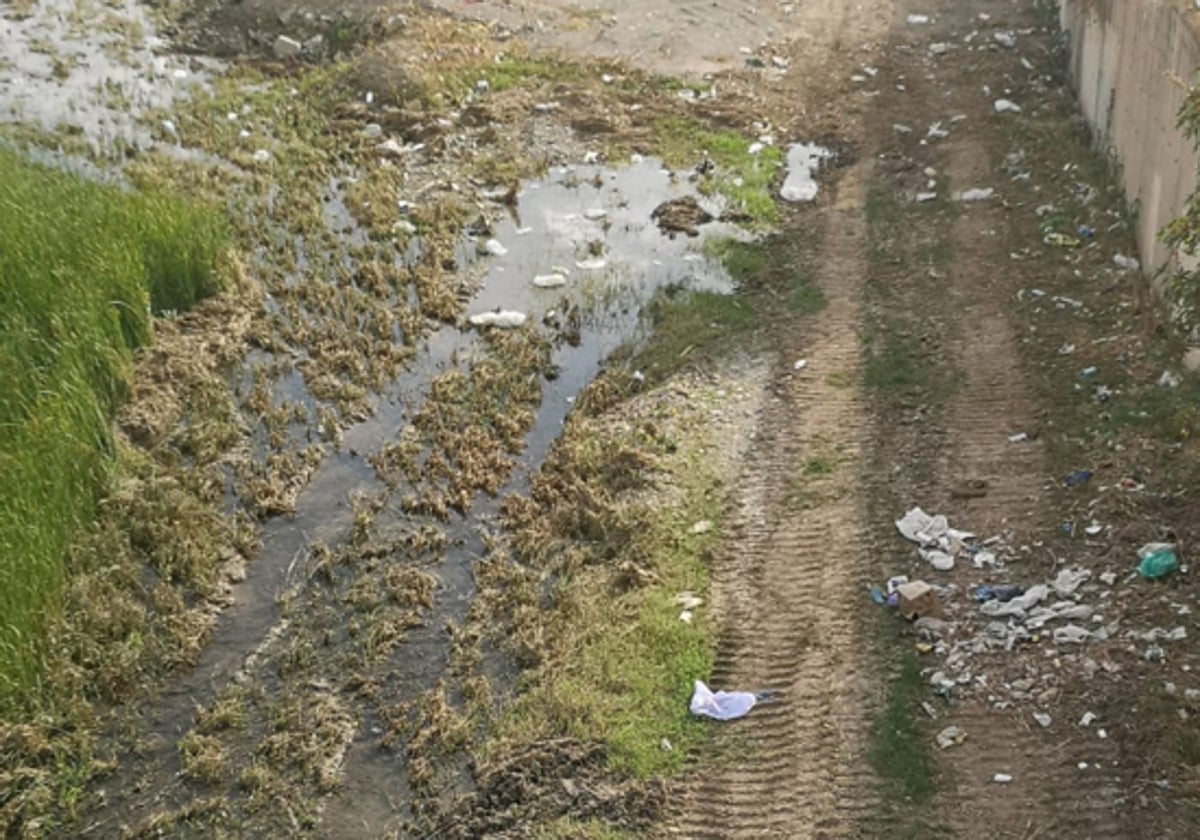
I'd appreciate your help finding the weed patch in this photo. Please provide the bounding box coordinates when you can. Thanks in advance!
[630,290,757,384]
[869,652,936,804]
[653,118,783,223]
[0,149,227,707]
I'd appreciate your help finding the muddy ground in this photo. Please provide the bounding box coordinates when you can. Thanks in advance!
[3,0,1200,837]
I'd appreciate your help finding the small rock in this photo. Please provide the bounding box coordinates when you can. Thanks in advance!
[273,35,303,59]
[1033,712,1052,728]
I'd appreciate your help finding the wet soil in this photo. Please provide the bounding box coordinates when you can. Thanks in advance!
[6,0,1200,837]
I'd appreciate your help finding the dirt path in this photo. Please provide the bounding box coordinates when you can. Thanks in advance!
[8,0,1200,835]
[668,163,877,838]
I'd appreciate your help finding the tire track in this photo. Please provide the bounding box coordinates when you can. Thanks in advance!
[668,164,877,839]
[925,118,1125,840]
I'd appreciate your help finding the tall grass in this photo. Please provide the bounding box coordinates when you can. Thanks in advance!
[0,148,227,710]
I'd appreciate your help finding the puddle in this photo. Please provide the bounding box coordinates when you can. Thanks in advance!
[88,158,747,830]
[780,142,833,202]
[0,0,214,155]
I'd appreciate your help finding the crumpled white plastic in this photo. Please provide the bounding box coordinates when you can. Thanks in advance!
[468,310,527,329]
[980,584,1049,618]
[1052,568,1091,598]
[689,680,757,721]
[895,507,974,548]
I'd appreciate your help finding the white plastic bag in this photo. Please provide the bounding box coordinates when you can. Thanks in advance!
[689,680,756,721]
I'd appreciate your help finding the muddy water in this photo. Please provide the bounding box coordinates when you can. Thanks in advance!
[0,0,214,155]
[109,159,746,831]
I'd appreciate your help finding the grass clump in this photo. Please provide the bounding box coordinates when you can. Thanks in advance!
[868,652,936,804]
[631,290,757,384]
[654,118,784,223]
[703,237,767,283]
[492,433,720,778]
[864,328,928,392]
[0,148,227,709]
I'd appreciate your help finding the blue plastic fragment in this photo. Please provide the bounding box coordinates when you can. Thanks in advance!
[1064,470,1092,487]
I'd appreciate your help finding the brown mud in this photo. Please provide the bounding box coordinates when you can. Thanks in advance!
[4,0,1200,837]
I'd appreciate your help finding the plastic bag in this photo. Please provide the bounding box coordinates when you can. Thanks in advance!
[689,680,756,721]
[1137,543,1179,580]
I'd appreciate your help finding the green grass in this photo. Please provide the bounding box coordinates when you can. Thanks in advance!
[786,266,826,314]
[802,456,836,477]
[868,652,936,804]
[703,237,767,283]
[493,444,720,778]
[631,289,757,384]
[864,329,928,392]
[0,148,227,710]
[653,118,784,223]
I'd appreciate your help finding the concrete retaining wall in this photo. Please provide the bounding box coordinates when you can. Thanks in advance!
[1059,0,1200,276]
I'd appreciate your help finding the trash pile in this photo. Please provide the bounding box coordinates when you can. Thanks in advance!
[875,507,1187,735]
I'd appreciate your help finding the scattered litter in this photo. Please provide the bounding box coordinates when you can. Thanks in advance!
[972,583,1025,603]
[957,187,995,202]
[1080,366,1098,378]
[1063,470,1092,487]
[689,520,714,535]
[584,208,608,221]
[893,124,914,134]
[1045,232,1080,248]
[993,99,1022,114]
[780,143,833,202]
[484,238,509,257]
[689,680,756,721]
[898,580,944,620]
[1099,571,1117,586]
[793,359,808,371]
[919,548,956,572]
[1080,711,1097,727]
[1113,254,1140,271]
[251,149,271,163]
[916,192,939,203]
[928,43,949,56]
[1130,626,1187,643]
[533,273,567,288]
[993,31,1016,48]
[907,13,930,24]
[674,592,703,610]
[1138,543,1179,580]
[1053,624,1094,644]
[574,257,607,271]
[1033,712,1052,728]
[981,585,1048,617]
[1053,568,1091,598]
[1084,524,1104,537]
[1158,370,1182,389]
[993,773,1013,784]
[936,726,967,749]
[1008,432,1028,443]
[971,550,1001,570]
[468,310,527,329]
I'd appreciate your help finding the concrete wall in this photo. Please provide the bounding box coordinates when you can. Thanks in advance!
[1059,0,1200,276]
